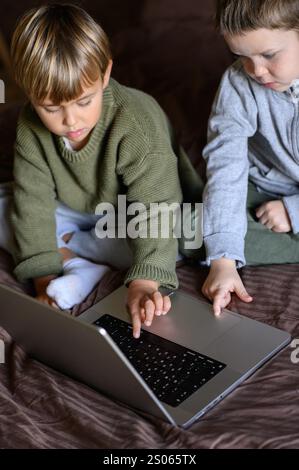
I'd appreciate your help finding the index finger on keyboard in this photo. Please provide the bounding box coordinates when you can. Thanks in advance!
[129,306,142,338]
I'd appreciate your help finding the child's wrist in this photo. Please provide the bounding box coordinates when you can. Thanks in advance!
[210,257,236,268]
[129,279,160,290]
[34,274,58,295]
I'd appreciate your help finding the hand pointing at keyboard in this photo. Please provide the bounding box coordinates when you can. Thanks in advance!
[127,279,172,338]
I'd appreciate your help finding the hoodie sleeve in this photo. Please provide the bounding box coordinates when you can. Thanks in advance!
[202,63,258,267]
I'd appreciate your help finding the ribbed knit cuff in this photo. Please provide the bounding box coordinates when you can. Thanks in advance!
[13,251,63,282]
[124,263,178,289]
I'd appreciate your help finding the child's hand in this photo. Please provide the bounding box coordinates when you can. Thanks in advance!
[202,258,253,315]
[256,200,292,233]
[36,292,59,309]
[127,279,171,338]
[34,274,59,309]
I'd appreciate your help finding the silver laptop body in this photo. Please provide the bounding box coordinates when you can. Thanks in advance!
[0,283,290,428]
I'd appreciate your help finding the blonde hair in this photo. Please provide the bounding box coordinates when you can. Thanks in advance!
[215,0,299,35]
[11,3,112,104]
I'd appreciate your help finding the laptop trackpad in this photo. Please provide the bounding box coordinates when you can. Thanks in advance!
[142,291,241,352]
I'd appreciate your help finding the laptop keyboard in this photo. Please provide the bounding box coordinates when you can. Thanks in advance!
[94,314,226,408]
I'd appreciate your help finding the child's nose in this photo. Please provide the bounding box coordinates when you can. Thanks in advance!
[254,67,268,81]
[63,109,77,127]
[245,59,267,81]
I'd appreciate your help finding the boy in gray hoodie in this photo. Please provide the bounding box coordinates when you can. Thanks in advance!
[202,0,299,314]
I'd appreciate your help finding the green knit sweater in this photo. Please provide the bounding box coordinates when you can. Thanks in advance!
[11,79,201,288]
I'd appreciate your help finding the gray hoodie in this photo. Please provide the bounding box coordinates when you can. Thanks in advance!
[202,60,299,267]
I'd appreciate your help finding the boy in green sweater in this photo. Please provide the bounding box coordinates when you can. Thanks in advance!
[7,4,200,338]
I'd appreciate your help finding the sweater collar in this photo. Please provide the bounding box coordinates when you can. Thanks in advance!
[55,80,116,163]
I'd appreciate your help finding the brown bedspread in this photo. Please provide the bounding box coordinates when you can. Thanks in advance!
[0,0,299,449]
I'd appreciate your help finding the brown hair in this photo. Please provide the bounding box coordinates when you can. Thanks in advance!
[11,3,112,104]
[215,0,299,35]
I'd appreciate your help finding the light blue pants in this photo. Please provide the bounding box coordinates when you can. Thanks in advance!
[0,182,133,270]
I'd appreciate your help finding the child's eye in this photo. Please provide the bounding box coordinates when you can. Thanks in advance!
[78,100,91,107]
[45,107,60,114]
[262,53,276,60]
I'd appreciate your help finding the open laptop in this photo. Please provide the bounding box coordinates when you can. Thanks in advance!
[0,282,290,428]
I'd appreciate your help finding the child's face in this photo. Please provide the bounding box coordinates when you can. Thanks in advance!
[224,29,299,92]
[32,61,112,150]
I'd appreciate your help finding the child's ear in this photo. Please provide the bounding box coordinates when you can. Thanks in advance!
[103,60,113,89]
